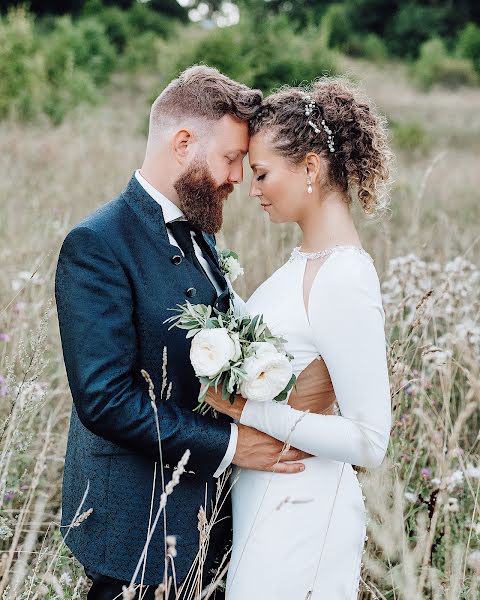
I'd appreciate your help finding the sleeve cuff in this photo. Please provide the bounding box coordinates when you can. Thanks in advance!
[213,422,238,478]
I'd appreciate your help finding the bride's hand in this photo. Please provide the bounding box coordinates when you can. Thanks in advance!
[203,385,246,420]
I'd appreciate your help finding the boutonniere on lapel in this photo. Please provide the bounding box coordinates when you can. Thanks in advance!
[216,248,244,283]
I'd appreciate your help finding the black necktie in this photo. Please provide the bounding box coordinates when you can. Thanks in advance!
[167,220,219,289]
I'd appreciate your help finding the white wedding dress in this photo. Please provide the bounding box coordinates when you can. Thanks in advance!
[226,246,391,599]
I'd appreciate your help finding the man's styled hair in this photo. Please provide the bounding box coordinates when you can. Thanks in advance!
[149,65,263,133]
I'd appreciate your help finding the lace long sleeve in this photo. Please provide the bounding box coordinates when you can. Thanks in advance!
[239,253,392,469]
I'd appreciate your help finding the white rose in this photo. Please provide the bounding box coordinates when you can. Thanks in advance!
[239,342,292,402]
[230,332,242,362]
[225,256,244,282]
[190,328,237,378]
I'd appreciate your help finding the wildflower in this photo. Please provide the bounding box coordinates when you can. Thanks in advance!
[404,491,417,503]
[421,468,431,479]
[443,497,459,512]
[445,470,464,492]
[467,550,480,575]
[59,572,72,586]
[0,517,13,540]
[465,464,480,479]
[0,333,10,342]
[0,376,7,397]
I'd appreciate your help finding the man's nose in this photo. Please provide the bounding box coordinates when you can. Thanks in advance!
[228,163,243,185]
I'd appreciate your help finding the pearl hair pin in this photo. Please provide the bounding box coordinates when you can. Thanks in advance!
[304,95,335,153]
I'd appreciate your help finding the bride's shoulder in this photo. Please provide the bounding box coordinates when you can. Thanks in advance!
[313,247,382,299]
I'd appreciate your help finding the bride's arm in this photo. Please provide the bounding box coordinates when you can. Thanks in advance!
[238,256,392,469]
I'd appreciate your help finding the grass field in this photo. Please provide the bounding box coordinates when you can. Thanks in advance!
[0,56,479,598]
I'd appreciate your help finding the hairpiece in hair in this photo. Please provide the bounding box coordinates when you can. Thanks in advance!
[304,95,335,153]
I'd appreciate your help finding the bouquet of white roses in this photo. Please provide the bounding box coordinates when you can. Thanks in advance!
[164,303,296,413]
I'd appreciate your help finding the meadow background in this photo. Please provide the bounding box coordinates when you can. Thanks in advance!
[0,1,479,598]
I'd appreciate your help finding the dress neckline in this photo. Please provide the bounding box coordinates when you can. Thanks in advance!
[288,244,374,263]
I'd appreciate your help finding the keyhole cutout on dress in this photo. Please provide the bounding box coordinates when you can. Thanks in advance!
[302,255,331,325]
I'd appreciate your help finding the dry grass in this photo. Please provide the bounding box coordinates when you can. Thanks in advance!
[0,60,479,598]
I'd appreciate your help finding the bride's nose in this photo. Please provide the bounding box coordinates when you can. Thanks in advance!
[249,179,262,198]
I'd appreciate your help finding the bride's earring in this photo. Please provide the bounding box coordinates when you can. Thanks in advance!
[307,176,313,194]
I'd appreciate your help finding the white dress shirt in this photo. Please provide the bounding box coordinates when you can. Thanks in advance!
[135,169,238,478]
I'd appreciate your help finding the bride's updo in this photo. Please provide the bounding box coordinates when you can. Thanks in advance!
[249,76,394,216]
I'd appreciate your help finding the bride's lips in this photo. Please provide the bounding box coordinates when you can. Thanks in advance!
[261,202,272,210]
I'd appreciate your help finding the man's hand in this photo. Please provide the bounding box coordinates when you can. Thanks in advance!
[232,424,311,474]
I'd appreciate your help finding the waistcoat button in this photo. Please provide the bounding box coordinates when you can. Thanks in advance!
[186,287,196,297]
[171,255,182,265]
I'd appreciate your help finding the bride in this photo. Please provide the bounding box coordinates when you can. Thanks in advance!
[204,76,393,599]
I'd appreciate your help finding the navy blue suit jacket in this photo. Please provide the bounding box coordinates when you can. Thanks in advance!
[55,173,233,585]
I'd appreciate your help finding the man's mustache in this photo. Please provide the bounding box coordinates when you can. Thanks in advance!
[218,183,234,197]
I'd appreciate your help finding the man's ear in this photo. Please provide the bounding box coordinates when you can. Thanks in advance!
[172,128,193,163]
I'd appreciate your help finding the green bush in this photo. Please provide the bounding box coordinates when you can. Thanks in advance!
[46,16,116,86]
[456,22,480,75]
[41,64,98,126]
[121,31,163,72]
[0,9,45,121]
[128,2,176,38]
[387,5,449,59]
[342,33,388,62]
[319,3,353,51]
[411,38,477,90]
[362,34,388,62]
[390,119,431,157]
[95,6,131,53]
[155,15,337,95]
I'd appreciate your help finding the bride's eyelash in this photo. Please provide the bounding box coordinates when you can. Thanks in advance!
[256,174,266,181]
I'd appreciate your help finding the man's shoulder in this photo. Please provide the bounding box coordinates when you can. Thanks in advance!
[67,192,129,241]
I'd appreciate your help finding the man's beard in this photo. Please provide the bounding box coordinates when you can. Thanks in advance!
[173,157,234,234]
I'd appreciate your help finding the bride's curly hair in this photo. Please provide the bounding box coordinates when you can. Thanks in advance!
[249,76,394,216]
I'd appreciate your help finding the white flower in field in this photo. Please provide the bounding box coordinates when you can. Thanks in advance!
[467,550,480,575]
[239,342,292,402]
[443,497,459,512]
[224,255,244,282]
[465,464,480,479]
[465,522,480,535]
[11,270,44,292]
[190,328,237,378]
[59,572,72,586]
[445,470,464,492]
[404,491,417,503]
[0,516,13,540]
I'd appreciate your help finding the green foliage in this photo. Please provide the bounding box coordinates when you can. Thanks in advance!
[93,6,131,52]
[456,22,480,74]
[120,31,163,72]
[411,37,478,90]
[2,2,479,126]
[390,119,431,157]
[127,2,176,38]
[387,4,450,59]
[0,8,45,121]
[156,14,337,95]
[361,33,389,62]
[319,3,353,51]
[46,16,116,86]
